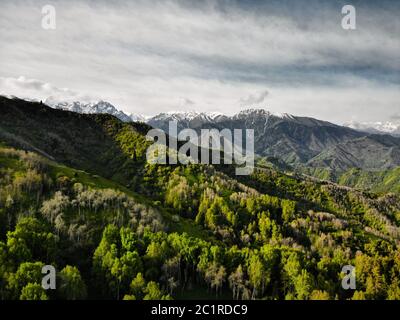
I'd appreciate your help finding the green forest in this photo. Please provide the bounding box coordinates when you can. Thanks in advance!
[0,97,400,300]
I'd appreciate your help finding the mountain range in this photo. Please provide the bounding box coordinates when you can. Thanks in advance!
[147,108,400,173]
[46,98,400,135]
[3,96,400,180]
[1,95,400,301]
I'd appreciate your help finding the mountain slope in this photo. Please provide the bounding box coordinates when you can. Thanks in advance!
[307,134,400,171]
[3,96,399,193]
[0,96,150,186]
[1,96,400,301]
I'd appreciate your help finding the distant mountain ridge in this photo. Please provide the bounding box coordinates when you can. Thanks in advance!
[147,108,359,160]
[345,120,400,136]
[38,97,400,138]
[146,108,400,172]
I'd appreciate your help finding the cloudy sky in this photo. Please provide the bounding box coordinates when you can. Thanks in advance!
[0,0,399,123]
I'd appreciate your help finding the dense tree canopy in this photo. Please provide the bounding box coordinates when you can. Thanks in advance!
[0,142,400,300]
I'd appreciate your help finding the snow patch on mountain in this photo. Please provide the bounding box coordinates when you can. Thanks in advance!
[129,114,150,122]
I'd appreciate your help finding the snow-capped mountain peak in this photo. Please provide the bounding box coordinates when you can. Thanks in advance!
[44,98,134,122]
[151,110,225,122]
[233,108,294,120]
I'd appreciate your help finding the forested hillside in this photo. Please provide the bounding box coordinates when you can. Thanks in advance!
[1,97,400,300]
[300,167,400,194]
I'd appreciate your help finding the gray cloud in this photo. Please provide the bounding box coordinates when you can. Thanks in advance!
[390,113,400,121]
[0,0,398,122]
[179,98,195,107]
[239,90,269,107]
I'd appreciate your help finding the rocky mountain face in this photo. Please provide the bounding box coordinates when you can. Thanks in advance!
[146,108,400,172]
[306,134,400,171]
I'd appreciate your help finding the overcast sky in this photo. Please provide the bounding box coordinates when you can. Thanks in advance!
[0,0,399,123]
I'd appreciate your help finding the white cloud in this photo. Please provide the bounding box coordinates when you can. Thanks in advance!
[0,76,98,103]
